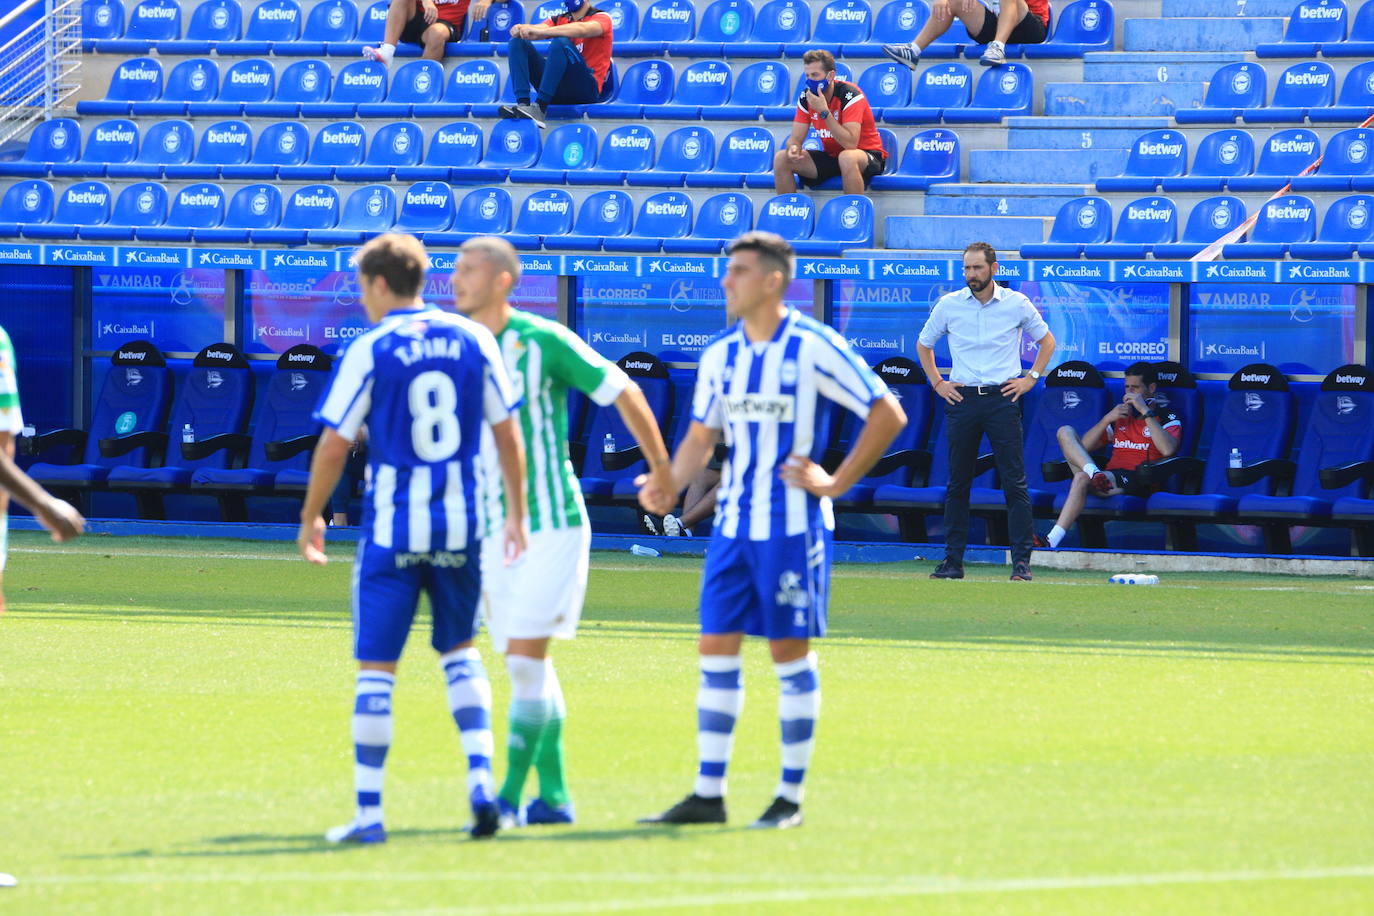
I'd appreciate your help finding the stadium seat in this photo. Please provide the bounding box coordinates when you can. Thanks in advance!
[335,122,425,181]
[218,121,310,180]
[1322,0,1374,55]
[600,191,691,253]
[1255,0,1348,57]
[683,0,754,56]
[942,62,1033,122]
[302,60,387,118]
[649,60,733,119]
[194,183,283,244]
[870,127,959,191]
[1160,129,1255,193]
[157,0,242,53]
[76,57,163,116]
[1226,128,1320,192]
[852,0,929,56]
[883,62,973,123]
[105,119,194,179]
[162,120,252,179]
[1286,128,1374,192]
[833,358,934,509]
[274,0,357,54]
[1287,194,1374,258]
[1149,362,1203,459]
[191,345,332,522]
[275,121,366,181]
[80,181,168,241]
[1097,130,1189,193]
[579,353,674,503]
[812,0,874,48]
[106,343,254,519]
[507,188,574,249]
[243,59,330,117]
[757,0,813,56]
[792,194,873,255]
[259,184,342,246]
[1310,60,1374,123]
[0,118,81,177]
[509,123,599,184]
[136,182,226,242]
[627,126,716,187]
[1223,194,1317,258]
[1015,361,1112,525]
[1153,195,1248,259]
[544,189,634,251]
[475,119,542,174]
[392,180,457,237]
[81,0,124,42]
[26,340,172,500]
[1022,0,1113,58]
[1019,196,1112,259]
[1233,363,1374,553]
[688,126,773,189]
[1145,364,1296,551]
[239,0,303,53]
[122,0,182,44]
[663,191,753,253]
[131,58,219,116]
[358,0,389,43]
[755,193,815,241]
[0,179,55,236]
[412,60,502,119]
[597,59,675,119]
[872,414,998,543]
[567,124,656,186]
[47,118,137,178]
[622,0,695,55]
[923,17,973,59]
[305,182,392,245]
[1175,62,1267,125]
[856,62,913,119]
[464,0,525,43]
[1242,61,1336,123]
[424,186,512,245]
[710,60,792,121]
[194,58,275,116]
[394,121,502,184]
[1084,197,1178,259]
[23,181,112,239]
[358,60,443,117]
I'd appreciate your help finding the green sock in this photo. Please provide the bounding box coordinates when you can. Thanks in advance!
[498,701,548,807]
[534,716,568,807]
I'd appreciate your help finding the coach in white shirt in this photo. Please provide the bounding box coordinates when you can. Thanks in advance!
[916,241,1055,581]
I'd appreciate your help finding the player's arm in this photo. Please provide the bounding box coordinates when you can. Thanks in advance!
[640,420,717,516]
[1080,410,1119,452]
[297,430,351,565]
[781,393,906,499]
[0,448,84,542]
[613,382,674,502]
[489,415,527,564]
[541,16,603,38]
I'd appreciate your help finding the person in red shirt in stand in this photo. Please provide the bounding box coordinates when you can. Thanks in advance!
[883,0,1051,70]
[1034,361,1183,550]
[363,0,494,66]
[499,0,614,130]
[773,50,887,196]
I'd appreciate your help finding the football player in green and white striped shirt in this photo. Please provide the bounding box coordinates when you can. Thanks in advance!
[454,237,674,827]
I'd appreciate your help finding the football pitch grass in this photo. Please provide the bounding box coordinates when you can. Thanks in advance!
[2,532,1372,915]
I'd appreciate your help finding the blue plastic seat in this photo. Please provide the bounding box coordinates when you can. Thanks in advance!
[1014,362,1111,522]
[131,57,218,116]
[872,417,998,542]
[1288,194,1374,259]
[510,123,598,184]
[871,127,958,190]
[1223,194,1317,258]
[567,124,655,186]
[1084,196,1178,259]
[0,180,55,236]
[688,126,773,189]
[27,341,172,499]
[792,194,873,255]
[476,119,541,173]
[49,119,138,178]
[603,191,692,253]
[464,0,525,42]
[357,1,389,43]
[193,58,274,116]
[244,59,330,117]
[942,62,1032,122]
[273,0,356,53]
[622,0,695,55]
[301,60,387,118]
[391,181,457,237]
[1160,129,1255,193]
[1175,62,1267,125]
[335,122,424,181]
[218,121,308,180]
[813,0,874,47]
[835,358,935,509]
[161,120,251,179]
[1228,128,1320,191]
[751,0,811,56]
[883,62,972,123]
[681,0,753,56]
[710,60,791,120]
[81,182,168,241]
[136,182,225,241]
[1310,60,1374,123]
[755,193,815,241]
[105,120,194,179]
[1023,0,1113,58]
[29,181,114,239]
[1255,0,1348,56]
[1019,196,1112,259]
[664,191,753,254]
[507,188,574,249]
[627,126,716,187]
[240,0,303,52]
[123,0,182,43]
[856,62,912,119]
[194,183,282,244]
[394,121,497,183]
[82,0,124,41]
[0,119,82,177]
[544,189,634,251]
[277,121,366,181]
[76,57,163,116]
[1097,129,1189,192]
[648,60,732,120]
[425,186,512,245]
[1323,0,1374,55]
[597,59,674,119]
[413,60,502,118]
[865,0,929,49]
[1289,127,1374,192]
[580,353,676,504]
[1242,61,1336,124]
[260,184,342,245]
[358,59,442,117]
[159,0,241,53]
[1154,195,1247,259]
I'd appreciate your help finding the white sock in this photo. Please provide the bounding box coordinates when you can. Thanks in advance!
[775,653,820,804]
[695,655,743,799]
[352,671,394,824]
[1047,525,1066,548]
[440,648,494,794]
[377,42,395,62]
[1082,462,1100,477]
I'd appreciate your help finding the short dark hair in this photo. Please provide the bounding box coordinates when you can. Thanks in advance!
[356,233,427,300]
[1125,361,1158,385]
[727,230,795,284]
[801,49,837,73]
[964,241,997,265]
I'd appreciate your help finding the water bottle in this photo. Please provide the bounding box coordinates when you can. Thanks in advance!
[629,544,660,558]
[603,432,615,454]
[21,424,35,438]
[1229,447,1242,469]
[182,423,195,444]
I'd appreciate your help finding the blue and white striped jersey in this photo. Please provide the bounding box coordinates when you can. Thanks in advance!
[693,310,887,541]
[315,306,518,553]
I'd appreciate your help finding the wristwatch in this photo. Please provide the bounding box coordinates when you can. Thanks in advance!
[1143,407,1159,419]
[1026,370,1042,381]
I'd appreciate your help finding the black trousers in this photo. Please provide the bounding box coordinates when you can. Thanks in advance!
[942,389,1033,564]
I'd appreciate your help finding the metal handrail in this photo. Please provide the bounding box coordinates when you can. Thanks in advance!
[0,0,44,35]
[0,0,83,146]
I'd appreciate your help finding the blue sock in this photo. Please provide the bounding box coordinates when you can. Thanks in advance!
[352,670,394,824]
[694,655,743,799]
[440,648,494,796]
[776,653,819,804]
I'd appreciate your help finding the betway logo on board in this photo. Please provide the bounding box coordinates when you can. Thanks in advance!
[341,71,384,88]
[649,6,691,20]
[450,70,496,85]
[121,67,160,81]
[1283,71,1331,86]
[728,136,770,151]
[1240,372,1272,384]
[95,127,135,144]
[610,133,652,149]
[257,7,297,20]
[686,69,728,84]
[206,129,247,145]
[1126,205,1173,221]
[1272,138,1316,154]
[527,198,569,213]
[645,201,688,217]
[406,190,450,207]
[1140,142,1183,157]
[825,7,868,21]
[1266,203,1312,221]
[912,137,956,153]
[1299,4,1343,18]
[230,70,271,86]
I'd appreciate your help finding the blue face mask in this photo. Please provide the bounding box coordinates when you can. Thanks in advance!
[804,78,830,95]
[563,0,582,14]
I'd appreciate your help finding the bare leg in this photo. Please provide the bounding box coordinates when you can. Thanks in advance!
[1056,424,1096,474]
[1055,471,1090,532]
[383,0,416,47]
[421,21,450,60]
[994,0,1029,44]
[679,469,719,530]
[837,149,869,194]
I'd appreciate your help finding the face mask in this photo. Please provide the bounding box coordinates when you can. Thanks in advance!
[563,0,582,14]
[804,78,829,95]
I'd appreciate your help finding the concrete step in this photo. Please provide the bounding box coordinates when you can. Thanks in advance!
[1007,125,1162,150]
[1161,0,1294,15]
[1083,52,1248,84]
[922,186,1084,217]
[1043,81,1206,117]
[1124,16,1284,52]
[885,214,1046,252]
[969,147,1130,183]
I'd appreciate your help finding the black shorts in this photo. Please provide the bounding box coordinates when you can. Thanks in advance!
[969,5,1049,45]
[1102,468,1151,497]
[798,148,885,189]
[400,6,464,45]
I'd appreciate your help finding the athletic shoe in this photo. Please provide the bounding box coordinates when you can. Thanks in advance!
[525,798,576,825]
[361,46,392,66]
[882,42,921,70]
[499,103,546,128]
[749,796,802,830]
[324,818,386,844]
[980,40,1006,66]
[929,558,964,579]
[1032,533,1050,549]
[469,787,501,839]
[642,513,665,536]
[637,793,726,824]
[663,514,691,537]
[1010,560,1033,581]
[1090,470,1112,496]
[497,797,524,830]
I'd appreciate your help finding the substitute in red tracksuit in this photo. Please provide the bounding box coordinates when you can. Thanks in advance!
[774,49,887,196]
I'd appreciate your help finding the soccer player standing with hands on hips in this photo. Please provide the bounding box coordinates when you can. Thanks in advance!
[453,236,674,829]
[637,232,906,829]
[297,233,527,844]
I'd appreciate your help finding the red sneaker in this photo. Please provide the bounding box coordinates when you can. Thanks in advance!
[1090,471,1112,496]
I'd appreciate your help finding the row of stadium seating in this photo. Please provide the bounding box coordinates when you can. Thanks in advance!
[1178,59,1374,124]
[0,118,959,192]
[76,55,1036,124]
[1252,0,1374,57]
[1021,193,1374,259]
[0,179,874,254]
[83,0,1113,60]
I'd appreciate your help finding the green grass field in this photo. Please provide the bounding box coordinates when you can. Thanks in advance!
[2,531,1372,915]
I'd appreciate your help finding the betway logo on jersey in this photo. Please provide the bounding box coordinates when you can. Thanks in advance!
[230,69,271,86]
[1240,372,1272,384]
[686,69,728,84]
[1127,205,1173,221]
[645,201,688,217]
[1266,203,1312,221]
[527,197,569,213]
[341,71,384,88]
[1299,4,1343,19]
[1141,142,1184,157]
[451,70,496,85]
[206,129,247,145]
[722,393,795,423]
[121,66,160,81]
[406,190,450,207]
[728,136,770,152]
[650,6,691,20]
[1272,138,1316,154]
[610,133,652,149]
[911,137,956,153]
[95,127,135,144]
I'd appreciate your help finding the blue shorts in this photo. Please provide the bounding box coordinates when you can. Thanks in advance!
[698,528,832,640]
[352,538,482,662]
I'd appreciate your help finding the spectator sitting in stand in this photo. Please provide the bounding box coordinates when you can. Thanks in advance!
[883,0,1050,70]
[363,0,495,66]
[774,49,886,196]
[498,0,614,130]
[644,464,720,537]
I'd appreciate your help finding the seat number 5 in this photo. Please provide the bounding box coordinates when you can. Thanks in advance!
[410,370,461,462]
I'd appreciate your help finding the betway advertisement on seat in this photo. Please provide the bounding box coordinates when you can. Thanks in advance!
[91,267,226,352]
[1188,283,1355,375]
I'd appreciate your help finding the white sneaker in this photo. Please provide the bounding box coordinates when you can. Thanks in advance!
[663,514,691,537]
[324,818,386,844]
[882,42,921,71]
[980,40,1006,67]
[362,45,394,66]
